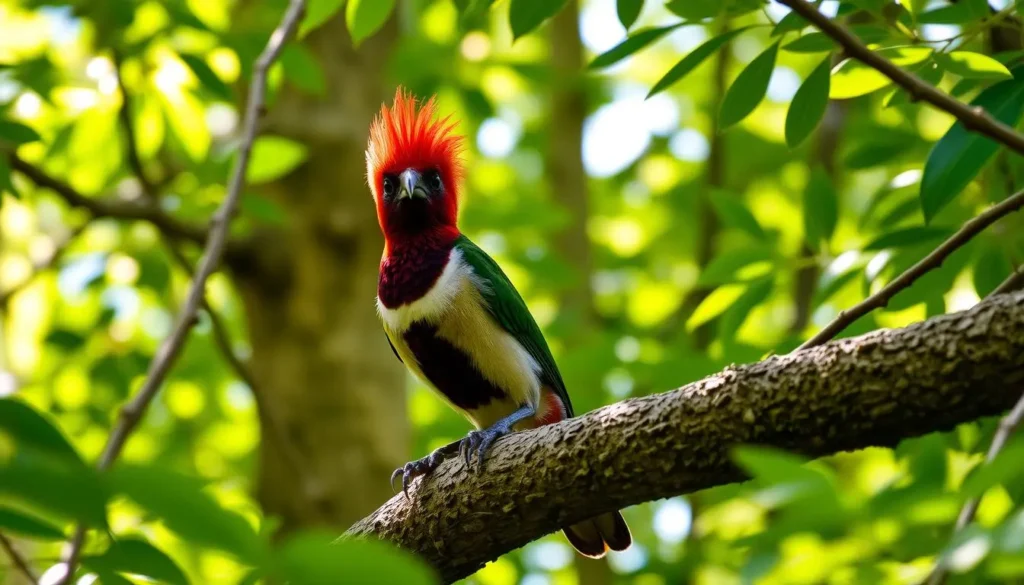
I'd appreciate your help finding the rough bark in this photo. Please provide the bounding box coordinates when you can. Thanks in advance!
[231,15,407,531]
[347,292,1024,583]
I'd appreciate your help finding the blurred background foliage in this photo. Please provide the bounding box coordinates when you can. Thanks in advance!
[0,0,1024,583]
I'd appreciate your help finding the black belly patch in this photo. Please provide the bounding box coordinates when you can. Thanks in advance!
[403,320,506,411]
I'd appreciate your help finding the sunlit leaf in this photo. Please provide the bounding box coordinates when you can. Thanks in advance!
[510,0,569,40]
[273,532,437,585]
[664,0,719,20]
[346,0,396,47]
[687,284,746,330]
[884,60,944,108]
[698,247,774,286]
[719,275,774,341]
[648,26,751,97]
[616,0,643,30]
[959,440,1024,499]
[246,137,309,184]
[589,23,685,69]
[921,72,1024,222]
[785,55,832,148]
[938,51,1014,80]
[109,465,263,563]
[803,167,838,250]
[830,47,932,99]
[299,0,346,37]
[733,445,834,486]
[719,41,779,128]
[84,537,190,585]
[864,226,953,250]
[782,25,889,53]
[0,507,65,540]
[0,452,108,528]
[771,10,807,35]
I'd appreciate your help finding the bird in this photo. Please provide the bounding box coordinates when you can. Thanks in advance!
[365,87,632,559]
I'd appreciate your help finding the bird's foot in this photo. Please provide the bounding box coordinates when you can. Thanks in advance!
[390,439,461,500]
[459,425,511,472]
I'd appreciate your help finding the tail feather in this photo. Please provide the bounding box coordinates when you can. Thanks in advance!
[562,511,631,558]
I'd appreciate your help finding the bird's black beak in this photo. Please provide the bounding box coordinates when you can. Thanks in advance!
[398,169,430,200]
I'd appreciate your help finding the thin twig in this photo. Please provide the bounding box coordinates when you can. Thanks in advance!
[0,223,87,308]
[992,265,1024,296]
[55,1,306,582]
[797,189,1024,350]
[111,49,157,197]
[924,388,1024,585]
[0,532,37,584]
[7,156,208,245]
[775,0,1024,157]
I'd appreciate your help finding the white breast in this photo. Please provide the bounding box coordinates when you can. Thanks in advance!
[376,247,466,332]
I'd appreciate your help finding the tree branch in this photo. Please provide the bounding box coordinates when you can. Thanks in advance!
[992,265,1024,296]
[7,156,208,245]
[111,49,158,197]
[774,0,1024,157]
[797,188,1024,350]
[55,1,306,581]
[345,292,1024,583]
[0,532,37,584]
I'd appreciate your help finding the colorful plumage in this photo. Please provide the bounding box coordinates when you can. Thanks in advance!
[366,88,631,558]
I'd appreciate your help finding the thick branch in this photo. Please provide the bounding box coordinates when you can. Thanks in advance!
[347,292,1024,583]
[798,188,1024,350]
[775,0,1024,157]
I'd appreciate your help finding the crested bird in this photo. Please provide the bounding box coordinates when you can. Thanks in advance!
[367,88,631,558]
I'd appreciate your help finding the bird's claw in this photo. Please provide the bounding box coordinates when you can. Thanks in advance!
[389,454,442,500]
[458,427,506,473]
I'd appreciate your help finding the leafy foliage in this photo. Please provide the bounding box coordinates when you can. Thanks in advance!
[1,0,1023,583]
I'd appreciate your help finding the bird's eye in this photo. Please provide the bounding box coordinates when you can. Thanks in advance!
[382,176,395,198]
[427,171,443,192]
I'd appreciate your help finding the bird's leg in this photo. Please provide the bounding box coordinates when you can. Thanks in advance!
[460,403,536,472]
[390,438,462,500]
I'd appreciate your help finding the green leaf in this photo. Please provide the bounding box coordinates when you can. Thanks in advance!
[937,51,1014,80]
[733,445,828,486]
[109,465,263,563]
[884,60,944,108]
[509,0,569,40]
[0,507,65,540]
[274,532,437,585]
[0,453,108,528]
[697,247,774,286]
[616,0,643,30]
[921,72,1024,222]
[782,25,889,53]
[0,398,82,464]
[664,0,719,20]
[280,44,327,97]
[785,56,832,148]
[299,0,346,37]
[589,23,685,70]
[687,284,746,330]
[803,167,838,250]
[0,120,41,145]
[959,440,1024,499]
[830,47,933,99]
[346,0,396,46]
[648,26,751,97]
[241,193,288,225]
[719,276,774,341]
[771,10,807,36]
[973,245,1011,297]
[709,190,767,240]
[918,2,979,24]
[719,41,780,128]
[179,54,233,102]
[245,137,309,184]
[0,156,16,200]
[864,226,953,251]
[84,537,190,585]
[44,328,87,351]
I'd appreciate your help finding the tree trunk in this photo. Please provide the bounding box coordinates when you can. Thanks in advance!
[231,16,406,532]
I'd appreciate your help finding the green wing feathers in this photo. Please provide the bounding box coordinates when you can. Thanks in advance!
[455,235,574,418]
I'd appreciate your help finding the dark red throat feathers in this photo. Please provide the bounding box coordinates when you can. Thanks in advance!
[366,88,465,256]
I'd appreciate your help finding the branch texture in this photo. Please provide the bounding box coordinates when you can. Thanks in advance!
[776,0,1024,157]
[347,293,1024,583]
